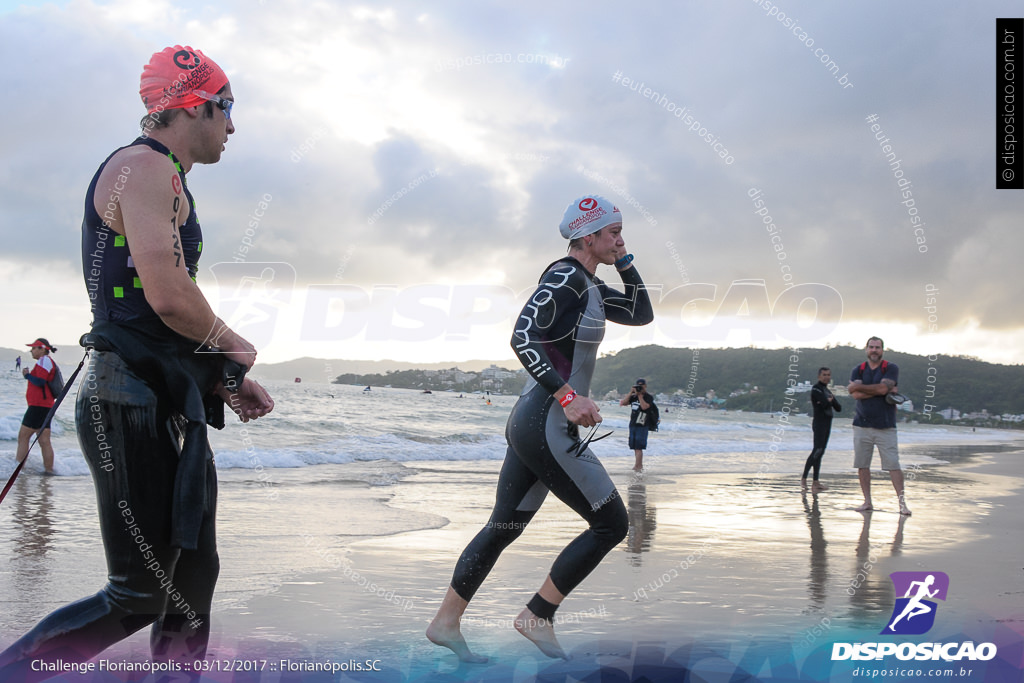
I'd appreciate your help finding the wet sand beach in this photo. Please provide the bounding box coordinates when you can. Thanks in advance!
[3,441,1019,681]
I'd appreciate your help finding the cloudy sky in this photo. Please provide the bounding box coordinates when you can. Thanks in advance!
[2,0,1022,366]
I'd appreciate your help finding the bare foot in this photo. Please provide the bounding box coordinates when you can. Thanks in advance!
[514,608,568,660]
[854,501,873,512]
[426,618,488,663]
[899,504,912,516]
[800,478,808,491]
[811,481,828,492]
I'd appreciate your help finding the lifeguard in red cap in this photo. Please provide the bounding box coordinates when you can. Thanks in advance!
[0,46,274,680]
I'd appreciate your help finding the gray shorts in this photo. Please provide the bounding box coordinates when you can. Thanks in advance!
[852,426,900,470]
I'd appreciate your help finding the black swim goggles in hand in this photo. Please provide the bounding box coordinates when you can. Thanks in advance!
[566,423,614,456]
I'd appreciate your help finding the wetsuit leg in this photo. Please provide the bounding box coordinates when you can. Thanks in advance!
[802,449,822,480]
[815,419,832,453]
[0,352,219,681]
[451,390,628,601]
[802,418,832,481]
[515,449,628,596]
[150,439,219,663]
[450,446,547,601]
[507,393,628,597]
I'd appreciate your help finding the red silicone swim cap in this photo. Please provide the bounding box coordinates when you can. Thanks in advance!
[140,46,228,113]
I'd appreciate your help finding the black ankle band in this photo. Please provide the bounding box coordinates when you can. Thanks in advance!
[526,593,558,622]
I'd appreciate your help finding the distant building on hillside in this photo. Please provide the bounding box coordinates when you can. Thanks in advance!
[481,365,515,380]
[790,381,812,393]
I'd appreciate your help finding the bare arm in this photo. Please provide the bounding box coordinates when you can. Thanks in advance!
[847,378,896,399]
[114,148,256,368]
[217,378,275,422]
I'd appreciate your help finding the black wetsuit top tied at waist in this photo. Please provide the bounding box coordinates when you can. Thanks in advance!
[81,136,226,550]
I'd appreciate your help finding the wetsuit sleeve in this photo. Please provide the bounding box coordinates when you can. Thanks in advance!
[510,263,590,395]
[25,373,47,388]
[602,265,654,326]
[831,395,842,412]
[810,385,826,409]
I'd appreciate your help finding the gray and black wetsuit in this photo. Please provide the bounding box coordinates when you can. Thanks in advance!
[450,257,653,600]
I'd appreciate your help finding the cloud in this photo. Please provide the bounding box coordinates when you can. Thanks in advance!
[0,0,1021,363]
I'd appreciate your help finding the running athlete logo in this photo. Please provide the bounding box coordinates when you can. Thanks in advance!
[578,198,598,211]
[205,262,296,349]
[881,571,949,635]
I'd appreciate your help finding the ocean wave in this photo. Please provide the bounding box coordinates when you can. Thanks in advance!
[3,376,1021,477]
[0,413,68,440]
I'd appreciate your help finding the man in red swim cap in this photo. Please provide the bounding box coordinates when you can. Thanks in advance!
[0,46,274,681]
[138,45,234,160]
[140,46,229,117]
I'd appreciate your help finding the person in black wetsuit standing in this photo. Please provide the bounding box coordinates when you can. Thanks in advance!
[800,367,841,492]
[427,195,654,661]
[0,46,274,682]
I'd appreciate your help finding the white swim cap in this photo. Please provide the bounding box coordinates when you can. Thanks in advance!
[559,195,621,240]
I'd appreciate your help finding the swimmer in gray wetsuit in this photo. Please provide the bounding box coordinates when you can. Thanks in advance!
[427,195,654,661]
